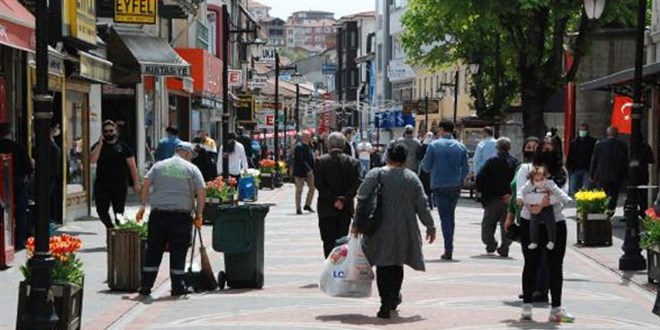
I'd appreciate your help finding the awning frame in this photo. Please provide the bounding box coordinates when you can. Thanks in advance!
[579,61,660,98]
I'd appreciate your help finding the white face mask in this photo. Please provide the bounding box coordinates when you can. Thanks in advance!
[533,180,545,188]
[578,130,587,138]
[53,129,61,137]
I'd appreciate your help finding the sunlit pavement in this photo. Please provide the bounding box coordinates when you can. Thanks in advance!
[1,184,658,329]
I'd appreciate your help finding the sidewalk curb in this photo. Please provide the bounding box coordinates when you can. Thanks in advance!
[567,239,656,294]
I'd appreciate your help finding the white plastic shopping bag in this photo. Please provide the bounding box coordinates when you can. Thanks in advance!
[319,237,373,298]
[345,237,375,282]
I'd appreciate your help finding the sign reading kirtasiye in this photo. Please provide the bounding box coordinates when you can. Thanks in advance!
[114,0,158,25]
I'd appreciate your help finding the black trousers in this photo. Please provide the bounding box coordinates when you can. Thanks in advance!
[598,181,620,211]
[377,266,404,307]
[318,214,351,258]
[140,210,193,291]
[521,218,567,307]
[94,180,128,229]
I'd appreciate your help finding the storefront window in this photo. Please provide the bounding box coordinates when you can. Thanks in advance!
[65,91,88,195]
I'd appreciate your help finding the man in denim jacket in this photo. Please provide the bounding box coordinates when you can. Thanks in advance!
[421,120,470,260]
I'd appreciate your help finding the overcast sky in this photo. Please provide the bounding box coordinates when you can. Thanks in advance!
[257,0,375,20]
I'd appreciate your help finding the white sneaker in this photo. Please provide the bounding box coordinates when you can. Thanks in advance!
[521,303,533,320]
[548,307,575,323]
[528,243,538,250]
[546,242,555,250]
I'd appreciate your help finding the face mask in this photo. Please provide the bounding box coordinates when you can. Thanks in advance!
[578,130,587,138]
[523,151,535,162]
[104,133,117,141]
[533,180,545,188]
[52,129,61,137]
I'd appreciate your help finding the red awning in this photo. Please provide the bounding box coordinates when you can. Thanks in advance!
[0,0,36,52]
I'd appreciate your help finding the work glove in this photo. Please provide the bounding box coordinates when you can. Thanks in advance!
[136,207,145,222]
[194,215,203,229]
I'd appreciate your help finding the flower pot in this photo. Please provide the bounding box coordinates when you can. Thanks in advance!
[647,245,660,283]
[260,173,275,190]
[576,213,612,246]
[17,280,84,330]
[274,172,284,188]
[107,229,143,291]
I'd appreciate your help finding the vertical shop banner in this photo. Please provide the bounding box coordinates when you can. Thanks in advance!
[63,0,97,45]
[114,0,158,24]
[611,95,633,134]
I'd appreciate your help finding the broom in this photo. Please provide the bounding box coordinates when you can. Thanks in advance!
[197,227,219,291]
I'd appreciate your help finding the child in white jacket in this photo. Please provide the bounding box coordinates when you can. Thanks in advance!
[517,166,572,250]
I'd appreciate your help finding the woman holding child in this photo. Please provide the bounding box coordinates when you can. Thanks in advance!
[510,137,574,323]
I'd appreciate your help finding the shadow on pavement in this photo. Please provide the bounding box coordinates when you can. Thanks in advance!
[55,231,99,236]
[426,258,461,263]
[501,319,561,329]
[315,313,424,325]
[79,246,107,253]
[299,283,319,289]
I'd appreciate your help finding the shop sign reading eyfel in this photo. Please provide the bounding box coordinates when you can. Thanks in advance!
[114,0,158,25]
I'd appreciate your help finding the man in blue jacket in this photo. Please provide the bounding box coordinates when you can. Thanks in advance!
[422,120,470,260]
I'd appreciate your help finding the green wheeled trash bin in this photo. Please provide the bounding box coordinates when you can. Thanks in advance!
[212,204,269,289]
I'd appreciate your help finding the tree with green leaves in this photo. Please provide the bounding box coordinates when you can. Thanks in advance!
[401,0,639,137]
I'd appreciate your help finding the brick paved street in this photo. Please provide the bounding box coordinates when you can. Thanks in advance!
[1,184,658,329]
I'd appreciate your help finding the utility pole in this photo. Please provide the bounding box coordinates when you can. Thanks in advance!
[274,51,280,164]
[23,0,58,327]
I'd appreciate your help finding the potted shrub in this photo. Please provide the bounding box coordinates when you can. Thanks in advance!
[18,234,84,329]
[108,218,148,291]
[204,177,238,224]
[259,159,276,189]
[275,160,288,187]
[575,190,612,246]
[641,207,660,283]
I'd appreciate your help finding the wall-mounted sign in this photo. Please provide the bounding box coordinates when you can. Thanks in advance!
[322,64,337,75]
[403,99,440,114]
[63,0,97,45]
[248,75,267,89]
[235,94,254,123]
[257,47,276,64]
[387,59,415,83]
[182,77,194,93]
[228,69,242,86]
[114,0,158,25]
[79,51,112,83]
[143,64,190,77]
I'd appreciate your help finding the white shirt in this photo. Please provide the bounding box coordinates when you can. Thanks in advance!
[218,142,248,176]
[357,142,373,160]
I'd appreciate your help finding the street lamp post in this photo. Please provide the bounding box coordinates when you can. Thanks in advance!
[439,71,459,123]
[618,0,647,271]
[291,72,303,133]
[23,0,58,327]
[221,4,260,179]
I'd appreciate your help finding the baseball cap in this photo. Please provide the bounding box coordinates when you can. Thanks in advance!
[175,141,198,157]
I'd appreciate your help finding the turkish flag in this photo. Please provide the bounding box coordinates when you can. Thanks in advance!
[611,95,633,134]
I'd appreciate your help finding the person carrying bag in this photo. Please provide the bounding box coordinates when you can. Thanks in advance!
[350,141,436,319]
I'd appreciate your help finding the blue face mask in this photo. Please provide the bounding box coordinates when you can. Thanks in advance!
[578,130,587,138]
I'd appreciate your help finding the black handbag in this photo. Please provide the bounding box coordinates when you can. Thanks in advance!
[356,170,383,236]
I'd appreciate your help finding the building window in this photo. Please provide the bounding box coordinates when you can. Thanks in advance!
[377,44,383,72]
[349,30,357,48]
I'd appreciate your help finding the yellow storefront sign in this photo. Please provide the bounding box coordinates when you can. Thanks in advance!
[63,0,97,45]
[115,0,158,25]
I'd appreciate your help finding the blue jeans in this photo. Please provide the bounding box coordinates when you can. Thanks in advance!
[359,159,370,177]
[433,189,461,252]
[569,169,590,195]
